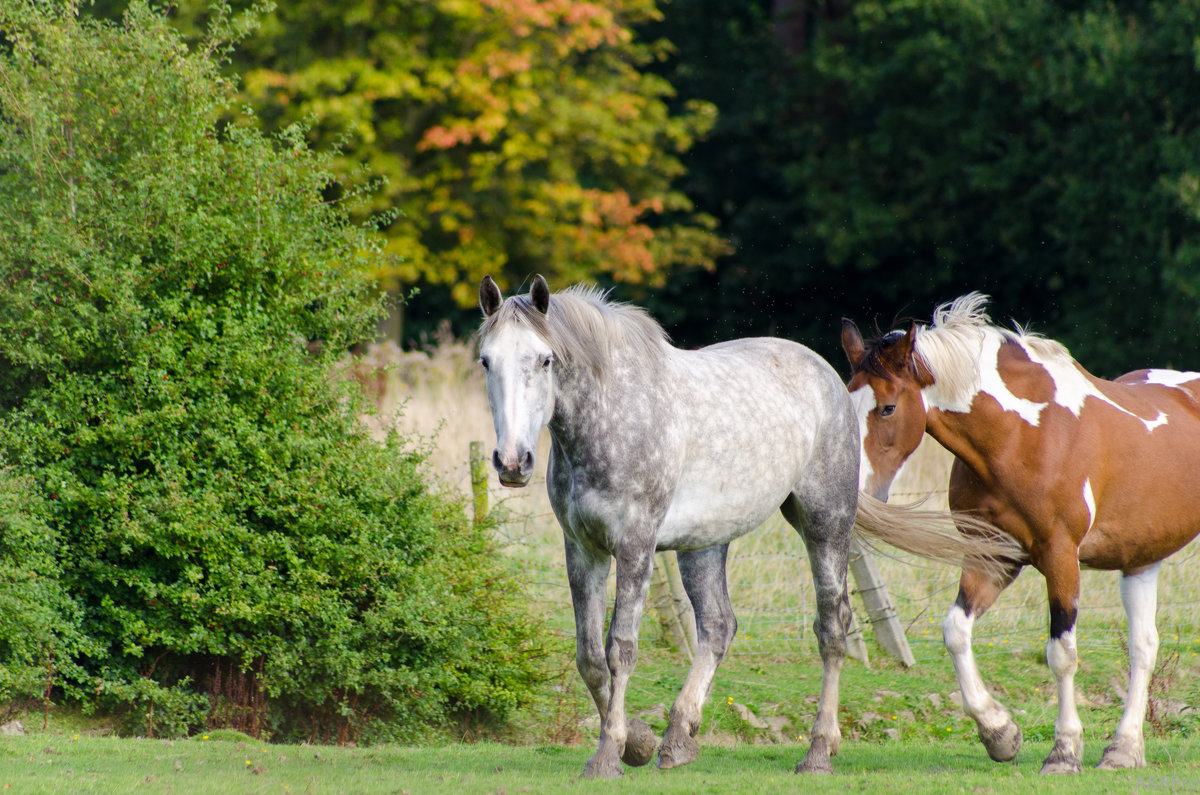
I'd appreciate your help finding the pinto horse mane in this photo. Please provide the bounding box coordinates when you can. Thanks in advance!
[479,283,670,379]
[862,292,1073,405]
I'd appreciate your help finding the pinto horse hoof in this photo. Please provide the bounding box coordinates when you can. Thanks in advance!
[621,719,658,767]
[979,720,1022,763]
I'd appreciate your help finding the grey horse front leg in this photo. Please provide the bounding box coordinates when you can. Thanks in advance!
[582,541,657,779]
[659,544,736,769]
[564,541,612,744]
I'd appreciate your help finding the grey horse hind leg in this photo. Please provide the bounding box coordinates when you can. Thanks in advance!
[783,494,854,774]
[658,544,736,770]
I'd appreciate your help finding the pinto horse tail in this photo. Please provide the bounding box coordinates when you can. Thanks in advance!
[852,493,1028,579]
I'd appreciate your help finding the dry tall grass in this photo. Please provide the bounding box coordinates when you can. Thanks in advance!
[352,337,1200,664]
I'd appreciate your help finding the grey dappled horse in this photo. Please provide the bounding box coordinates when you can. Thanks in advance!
[477,275,860,778]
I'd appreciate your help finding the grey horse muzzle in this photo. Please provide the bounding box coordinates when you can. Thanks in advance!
[493,448,535,487]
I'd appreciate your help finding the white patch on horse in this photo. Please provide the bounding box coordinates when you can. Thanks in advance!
[1144,411,1168,432]
[1145,369,1200,389]
[1046,628,1083,761]
[979,334,1046,425]
[921,331,1047,425]
[943,604,1012,734]
[1110,562,1162,756]
[1022,341,1166,433]
[1082,478,1096,532]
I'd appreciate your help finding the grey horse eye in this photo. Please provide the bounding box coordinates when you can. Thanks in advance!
[479,356,490,370]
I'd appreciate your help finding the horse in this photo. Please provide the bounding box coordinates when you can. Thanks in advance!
[478,275,1015,778]
[841,292,1200,775]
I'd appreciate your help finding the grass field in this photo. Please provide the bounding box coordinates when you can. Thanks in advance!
[357,336,1200,767]
[6,732,1200,794]
[9,335,1199,790]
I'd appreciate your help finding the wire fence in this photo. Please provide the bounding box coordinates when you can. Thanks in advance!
[457,450,1200,668]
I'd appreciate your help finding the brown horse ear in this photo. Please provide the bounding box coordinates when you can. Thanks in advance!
[841,318,866,368]
[883,322,919,365]
[480,275,503,317]
[531,274,550,315]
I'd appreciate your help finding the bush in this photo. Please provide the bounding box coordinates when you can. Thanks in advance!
[0,466,92,724]
[0,1,547,741]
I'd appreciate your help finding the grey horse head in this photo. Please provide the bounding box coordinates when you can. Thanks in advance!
[478,274,554,487]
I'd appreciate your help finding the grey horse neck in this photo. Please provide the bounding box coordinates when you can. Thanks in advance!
[540,293,675,483]
[491,287,673,455]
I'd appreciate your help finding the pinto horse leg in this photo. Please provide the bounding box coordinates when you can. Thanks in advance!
[944,566,1023,764]
[658,544,735,770]
[1039,553,1084,775]
[582,541,656,780]
[1098,561,1161,770]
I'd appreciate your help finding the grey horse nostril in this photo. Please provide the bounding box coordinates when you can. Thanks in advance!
[492,450,503,471]
[521,450,534,470]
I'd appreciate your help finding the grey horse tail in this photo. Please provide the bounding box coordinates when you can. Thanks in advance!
[853,493,1028,579]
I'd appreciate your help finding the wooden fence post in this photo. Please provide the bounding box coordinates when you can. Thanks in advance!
[469,441,488,524]
[845,607,870,665]
[650,554,695,660]
[848,538,915,667]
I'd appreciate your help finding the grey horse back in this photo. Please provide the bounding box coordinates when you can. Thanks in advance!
[653,337,859,550]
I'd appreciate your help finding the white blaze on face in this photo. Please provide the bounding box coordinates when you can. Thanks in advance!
[848,384,877,492]
[481,323,554,474]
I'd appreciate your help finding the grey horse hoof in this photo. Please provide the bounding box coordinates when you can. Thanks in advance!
[658,729,699,770]
[621,719,657,767]
[1039,740,1082,775]
[795,737,834,775]
[1097,737,1145,770]
[581,752,623,780]
[979,720,1022,763]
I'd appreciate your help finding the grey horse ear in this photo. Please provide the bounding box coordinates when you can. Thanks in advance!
[480,275,503,317]
[531,274,550,315]
[841,318,865,368]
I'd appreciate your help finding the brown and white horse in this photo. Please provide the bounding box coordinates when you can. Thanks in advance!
[841,293,1200,775]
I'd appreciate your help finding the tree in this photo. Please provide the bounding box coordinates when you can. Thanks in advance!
[142,0,727,338]
[0,0,546,740]
[646,0,1200,376]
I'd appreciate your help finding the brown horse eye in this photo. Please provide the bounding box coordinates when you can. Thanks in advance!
[880,404,896,417]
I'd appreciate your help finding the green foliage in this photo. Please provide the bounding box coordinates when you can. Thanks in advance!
[0,0,547,740]
[647,0,1200,375]
[0,467,92,722]
[141,0,727,330]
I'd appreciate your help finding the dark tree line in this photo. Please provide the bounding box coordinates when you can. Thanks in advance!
[635,0,1200,378]
[86,1,1200,376]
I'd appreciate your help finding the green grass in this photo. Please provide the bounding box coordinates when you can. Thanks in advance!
[5,732,1200,794]
[8,638,1200,793]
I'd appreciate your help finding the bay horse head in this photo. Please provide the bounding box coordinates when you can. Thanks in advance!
[478,274,554,487]
[840,319,931,502]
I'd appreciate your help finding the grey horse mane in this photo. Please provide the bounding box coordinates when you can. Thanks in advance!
[480,284,671,379]
[914,292,1072,406]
